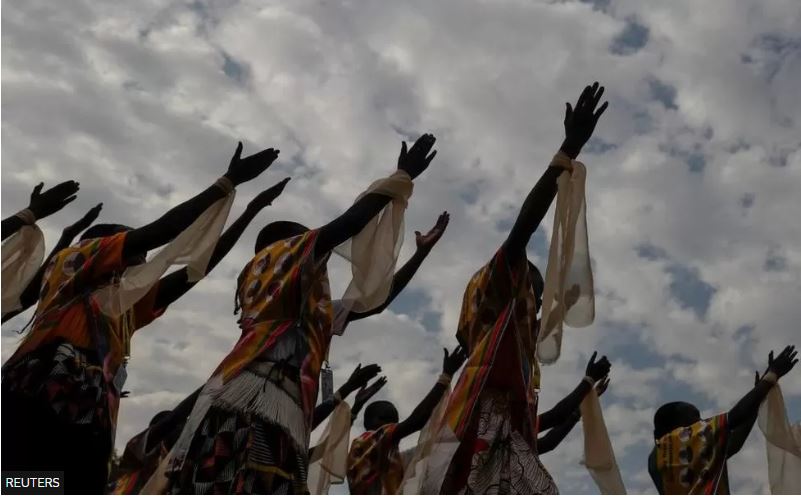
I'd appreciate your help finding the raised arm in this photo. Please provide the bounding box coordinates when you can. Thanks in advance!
[2,181,80,240]
[3,203,103,323]
[122,142,279,259]
[314,134,437,256]
[504,83,608,262]
[537,377,609,454]
[395,345,467,440]
[152,178,290,311]
[727,371,761,457]
[727,346,797,433]
[347,212,449,323]
[538,352,611,431]
[311,363,382,430]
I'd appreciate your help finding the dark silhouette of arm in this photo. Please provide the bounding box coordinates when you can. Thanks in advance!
[537,410,581,454]
[538,381,593,432]
[1,216,27,241]
[395,382,449,440]
[315,193,395,257]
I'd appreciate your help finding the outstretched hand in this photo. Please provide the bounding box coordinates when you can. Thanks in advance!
[248,178,291,212]
[342,363,382,396]
[28,181,80,220]
[224,142,280,186]
[397,134,437,180]
[353,376,388,411]
[767,345,798,378]
[415,211,450,251]
[443,345,468,375]
[585,351,612,382]
[561,82,608,159]
[63,203,103,239]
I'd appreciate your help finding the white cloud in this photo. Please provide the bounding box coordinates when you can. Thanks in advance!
[3,0,800,493]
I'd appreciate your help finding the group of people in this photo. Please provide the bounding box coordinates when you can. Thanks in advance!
[1,81,798,495]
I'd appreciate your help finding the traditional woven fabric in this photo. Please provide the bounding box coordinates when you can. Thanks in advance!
[347,423,404,495]
[2,232,162,439]
[653,414,730,495]
[154,230,333,494]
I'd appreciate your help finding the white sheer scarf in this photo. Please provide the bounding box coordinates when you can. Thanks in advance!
[94,190,235,317]
[307,401,352,494]
[538,157,595,364]
[758,384,801,494]
[580,389,626,494]
[2,223,45,315]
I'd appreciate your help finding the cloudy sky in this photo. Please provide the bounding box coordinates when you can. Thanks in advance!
[3,0,800,493]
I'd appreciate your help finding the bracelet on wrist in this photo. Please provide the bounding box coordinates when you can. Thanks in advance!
[437,373,452,386]
[582,376,595,387]
[215,176,235,194]
[763,371,778,385]
[15,208,36,225]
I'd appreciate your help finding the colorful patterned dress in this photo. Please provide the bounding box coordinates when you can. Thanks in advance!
[440,247,556,494]
[167,230,334,494]
[1,233,163,493]
[347,423,404,494]
[650,414,730,494]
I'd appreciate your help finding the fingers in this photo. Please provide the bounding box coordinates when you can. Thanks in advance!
[564,102,573,124]
[399,141,408,159]
[31,182,44,198]
[437,211,450,228]
[755,371,760,386]
[594,101,609,120]
[443,347,449,361]
[230,141,243,165]
[769,350,774,364]
[424,150,437,167]
[590,84,604,110]
[589,351,597,365]
[61,195,78,207]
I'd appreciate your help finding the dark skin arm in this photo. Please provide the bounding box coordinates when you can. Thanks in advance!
[538,351,611,431]
[349,377,389,426]
[537,377,609,455]
[2,181,80,240]
[152,179,290,311]
[311,363,381,430]
[145,388,202,452]
[395,345,467,440]
[122,142,279,260]
[726,346,797,437]
[727,371,761,457]
[3,204,103,323]
[504,83,608,262]
[314,134,438,257]
[346,212,449,323]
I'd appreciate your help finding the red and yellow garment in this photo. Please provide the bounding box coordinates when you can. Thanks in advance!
[654,414,730,495]
[347,424,404,495]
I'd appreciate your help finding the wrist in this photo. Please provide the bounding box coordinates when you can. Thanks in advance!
[582,375,595,387]
[16,208,37,225]
[559,140,580,160]
[438,373,452,386]
[221,173,240,188]
[763,371,779,385]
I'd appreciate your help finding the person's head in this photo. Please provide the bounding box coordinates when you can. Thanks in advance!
[528,261,544,312]
[364,400,399,431]
[255,221,309,253]
[80,223,146,266]
[653,401,701,439]
[149,410,172,427]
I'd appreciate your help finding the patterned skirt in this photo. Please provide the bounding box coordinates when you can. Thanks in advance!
[168,357,309,495]
[444,389,558,495]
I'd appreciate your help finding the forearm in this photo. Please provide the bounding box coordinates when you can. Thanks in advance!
[1,216,26,240]
[313,398,339,430]
[348,247,430,322]
[727,380,774,429]
[537,410,581,454]
[124,182,229,259]
[153,205,257,310]
[727,412,758,456]
[503,165,562,260]
[315,192,394,255]
[538,380,592,431]
[396,382,448,439]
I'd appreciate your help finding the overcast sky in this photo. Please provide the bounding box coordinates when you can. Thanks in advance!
[3,0,800,493]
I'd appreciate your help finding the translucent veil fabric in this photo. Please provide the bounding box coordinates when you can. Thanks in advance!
[1,224,45,314]
[580,389,626,494]
[537,161,595,364]
[307,401,352,494]
[333,170,414,315]
[95,191,235,318]
[758,384,801,494]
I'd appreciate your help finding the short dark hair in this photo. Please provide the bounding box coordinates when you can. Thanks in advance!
[653,401,701,439]
[80,223,131,241]
[255,221,309,252]
[364,400,399,431]
[149,410,172,427]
